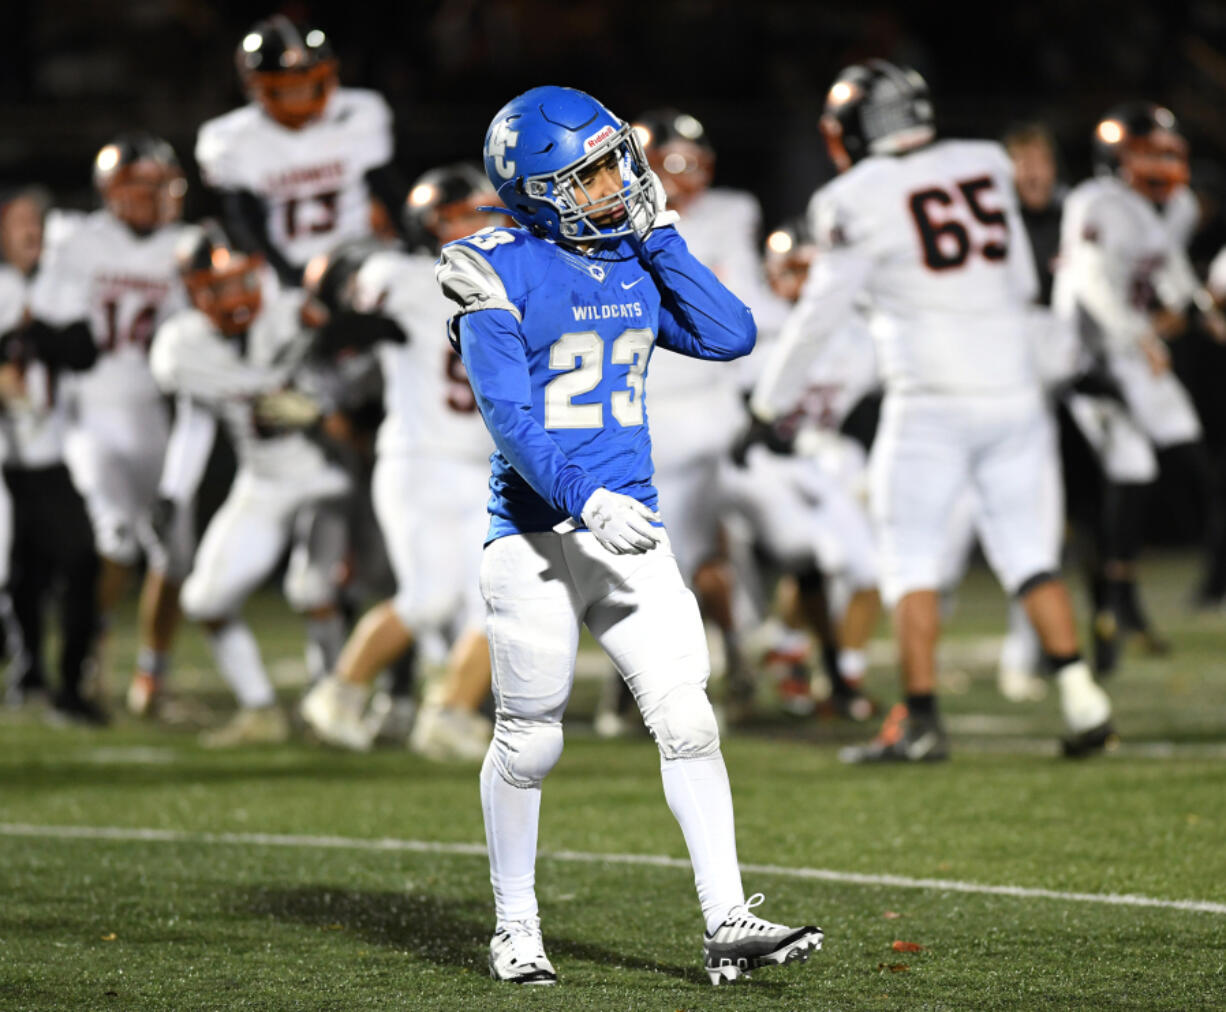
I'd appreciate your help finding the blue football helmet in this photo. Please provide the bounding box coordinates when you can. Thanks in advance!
[482,85,655,245]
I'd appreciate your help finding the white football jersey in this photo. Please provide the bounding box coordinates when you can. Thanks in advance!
[649,189,781,464]
[349,249,493,462]
[150,284,329,480]
[1162,185,1200,250]
[794,316,879,431]
[0,265,65,468]
[1054,176,1197,355]
[196,88,393,271]
[29,210,187,409]
[753,140,1043,416]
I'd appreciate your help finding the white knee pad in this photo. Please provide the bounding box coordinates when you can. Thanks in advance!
[647,684,721,761]
[489,716,564,789]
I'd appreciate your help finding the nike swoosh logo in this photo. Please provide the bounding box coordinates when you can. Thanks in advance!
[621,278,644,290]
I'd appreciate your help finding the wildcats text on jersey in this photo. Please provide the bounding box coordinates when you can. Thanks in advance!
[570,301,645,321]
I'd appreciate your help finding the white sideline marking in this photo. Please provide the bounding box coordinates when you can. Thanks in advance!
[1,822,1223,916]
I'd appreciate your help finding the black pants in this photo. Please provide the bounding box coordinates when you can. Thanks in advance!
[4,464,99,702]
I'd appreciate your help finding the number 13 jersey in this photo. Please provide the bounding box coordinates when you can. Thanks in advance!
[195,88,393,272]
[790,139,1040,400]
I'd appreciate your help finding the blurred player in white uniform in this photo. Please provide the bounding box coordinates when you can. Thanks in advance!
[300,164,499,757]
[0,188,104,721]
[751,60,1114,761]
[620,109,789,711]
[196,16,407,289]
[150,224,350,746]
[1054,104,1223,668]
[28,134,197,710]
[726,219,881,717]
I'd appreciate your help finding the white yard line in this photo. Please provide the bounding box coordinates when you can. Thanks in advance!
[1,822,1223,916]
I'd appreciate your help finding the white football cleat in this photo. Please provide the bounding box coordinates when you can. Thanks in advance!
[489,918,557,985]
[1056,661,1117,757]
[300,676,374,752]
[408,703,491,762]
[703,894,823,986]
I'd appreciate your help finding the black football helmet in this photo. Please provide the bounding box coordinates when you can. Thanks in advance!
[236,15,338,129]
[176,222,265,335]
[403,163,497,251]
[93,132,185,233]
[301,237,388,315]
[632,108,714,209]
[820,60,935,172]
[1092,102,1188,205]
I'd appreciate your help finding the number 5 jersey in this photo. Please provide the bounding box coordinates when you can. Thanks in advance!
[753,139,1043,415]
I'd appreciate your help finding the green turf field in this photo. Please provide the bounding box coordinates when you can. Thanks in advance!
[3,553,1226,1010]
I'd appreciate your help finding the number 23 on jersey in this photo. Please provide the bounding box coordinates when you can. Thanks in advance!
[544,328,653,430]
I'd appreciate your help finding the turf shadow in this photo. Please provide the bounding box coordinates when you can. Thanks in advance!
[238,885,722,987]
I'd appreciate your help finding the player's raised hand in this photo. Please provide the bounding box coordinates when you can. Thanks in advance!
[630,169,680,238]
[580,487,661,555]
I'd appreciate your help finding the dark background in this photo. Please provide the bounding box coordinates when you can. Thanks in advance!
[5,0,1226,245]
[4,0,1226,543]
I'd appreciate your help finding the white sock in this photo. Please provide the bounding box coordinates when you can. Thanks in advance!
[304,614,346,685]
[207,621,274,709]
[838,648,867,684]
[660,752,745,934]
[480,748,541,925]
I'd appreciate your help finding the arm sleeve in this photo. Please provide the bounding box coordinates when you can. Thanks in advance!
[749,219,875,422]
[459,308,601,519]
[220,189,300,287]
[150,323,286,406]
[640,226,757,361]
[22,320,98,371]
[157,396,217,502]
[313,310,407,359]
[28,235,90,327]
[1153,242,1200,312]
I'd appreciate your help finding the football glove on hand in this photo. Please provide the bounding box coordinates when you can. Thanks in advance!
[631,169,680,238]
[253,388,322,436]
[580,487,662,555]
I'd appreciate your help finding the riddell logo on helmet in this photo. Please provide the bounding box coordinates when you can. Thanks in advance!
[584,125,617,151]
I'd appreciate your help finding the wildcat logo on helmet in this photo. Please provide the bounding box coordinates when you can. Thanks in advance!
[584,124,617,151]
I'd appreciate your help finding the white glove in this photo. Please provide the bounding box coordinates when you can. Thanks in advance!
[630,169,680,237]
[580,487,662,555]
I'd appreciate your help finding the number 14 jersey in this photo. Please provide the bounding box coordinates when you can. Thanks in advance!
[806,139,1041,396]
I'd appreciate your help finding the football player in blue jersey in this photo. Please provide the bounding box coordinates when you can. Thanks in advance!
[435,86,823,987]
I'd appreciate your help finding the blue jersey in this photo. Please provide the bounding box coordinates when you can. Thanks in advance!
[436,224,755,543]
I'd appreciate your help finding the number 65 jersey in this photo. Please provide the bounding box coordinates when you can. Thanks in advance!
[753,140,1042,416]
